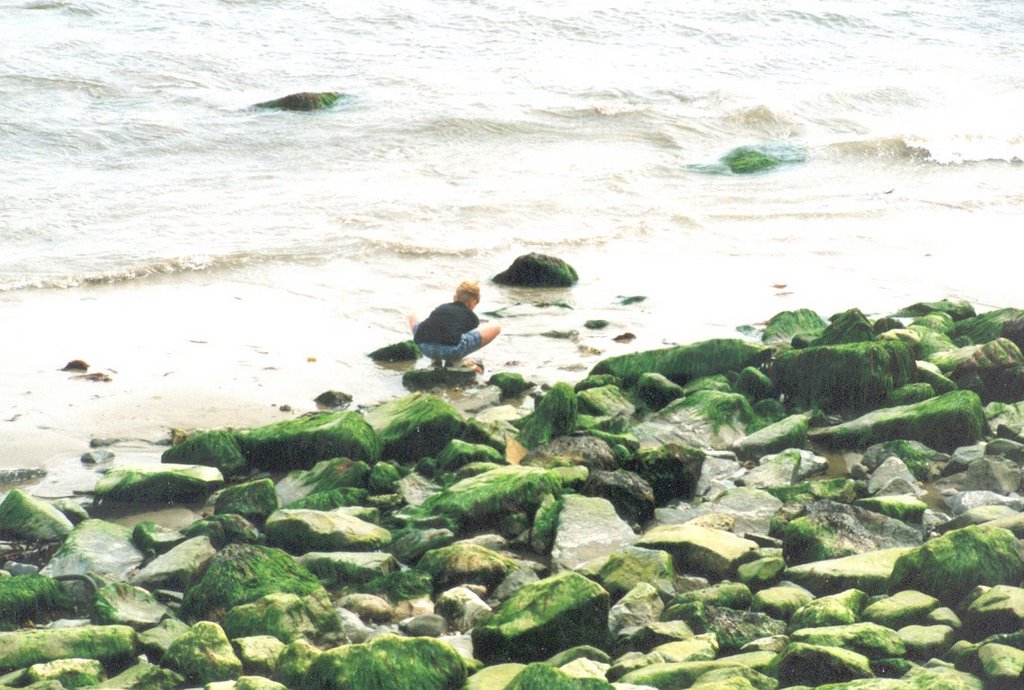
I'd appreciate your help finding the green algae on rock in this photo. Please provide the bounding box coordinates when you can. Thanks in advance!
[264,507,391,555]
[235,411,381,471]
[418,542,519,594]
[41,519,144,582]
[472,571,611,664]
[254,91,345,111]
[0,489,73,542]
[436,439,504,473]
[364,392,466,462]
[809,390,987,453]
[590,338,768,388]
[161,429,248,478]
[162,621,243,686]
[221,590,340,644]
[367,339,420,362]
[91,582,174,630]
[516,382,578,449]
[300,634,467,690]
[25,658,106,688]
[214,477,280,525]
[180,543,325,621]
[492,252,579,288]
[0,575,68,631]
[0,625,137,673]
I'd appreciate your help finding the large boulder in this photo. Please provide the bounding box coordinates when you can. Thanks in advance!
[180,543,325,621]
[0,575,68,630]
[550,495,638,572]
[492,253,578,288]
[772,340,914,413]
[516,383,578,450]
[130,536,216,591]
[0,626,137,672]
[254,91,344,111]
[632,391,758,451]
[0,489,73,542]
[786,547,914,596]
[161,429,248,478]
[161,621,243,686]
[590,338,768,388]
[214,478,280,525]
[416,465,562,532]
[809,390,987,453]
[94,464,224,506]
[761,308,827,344]
[731,414,809,462]
[221,590,341,644]
[300,634,466,690]
[275,458,371,506]
[363,393,465,462]
[235,411,381,471]
[636,523,759,581]
[928,337,1024,403]
[472,571,611,664]
[92,582,174,630]
[780,500,923,565]
[41,519,144,582]
[417,543,519,594]
[888,525,1024,607]
[264,508,391,555]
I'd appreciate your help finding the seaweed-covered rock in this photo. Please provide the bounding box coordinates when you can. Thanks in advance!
[92,582,174,630]
[590,338,768,388]
[577,385,635,419]
[951,307,1024,344]
[417,465,562,532]
[665,601,786,653]
[898,299,976,322]
[492,253,579,288]
[751,584,815,622]
[214,478,280,525]
[364,393,465,462]
[437,439,504,473]
[180,513,262,549]
[809,390,987,453]
[94,464,224,506]
[790,622,906,659]
[0,575,68,630]
[488,372,535,398]
[472,571,611,664]
[161,429,248,478]
[41,519,144,582]
[635,372,687,411]
[275,458,372,505]
[161,621,243,685]
[401,366,479,391]
[731,414,809,462]
[861,590,940,629]
[582,469,656,527]
[961,584,1024,641]
[222,590,340,643]
[300,634,466,690]
[0,489,73,542]
[418,543,519,594]
[888,525,1024,608]
[516,382,578,450]
[131,520,186,555]
[273,639,322,688]
[180,543,325,621]
[25,658,106,688]
[721,146,783,174]
[254,91,344,111]
[368,340,420,362]
[786,547,912,597]
[631,443,704,503]
[762,308,827,344]
[0,625,137,672]
[95,661,184,690]
[235,411,381,471]
[636,524,759,580]
[774,641,874,686]
[929,337,1024,403]
[772,340,914,413]
[780,500,923,566]
[297,551,398,586]
[595,546,676,602]
[264,508,391,555]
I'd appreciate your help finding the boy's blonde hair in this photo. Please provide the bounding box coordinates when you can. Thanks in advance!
[455,280,481,304]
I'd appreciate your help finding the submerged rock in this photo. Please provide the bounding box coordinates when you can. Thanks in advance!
[254,91,345,111]
[492,253,579,288]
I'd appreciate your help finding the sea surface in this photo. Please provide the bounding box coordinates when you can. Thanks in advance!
[2,0,1024,477]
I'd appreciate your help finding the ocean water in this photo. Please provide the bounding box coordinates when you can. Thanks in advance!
[3,0,1024,471]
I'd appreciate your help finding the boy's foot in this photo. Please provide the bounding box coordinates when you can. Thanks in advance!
[463,359,484,375]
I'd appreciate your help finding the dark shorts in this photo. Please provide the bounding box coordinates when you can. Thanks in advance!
[414,327,483,362]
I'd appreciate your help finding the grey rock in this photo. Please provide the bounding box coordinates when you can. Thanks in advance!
[943,490,1024,515]
[961,457,1022,494]
[551,495,637,572]
[398,613,447,637]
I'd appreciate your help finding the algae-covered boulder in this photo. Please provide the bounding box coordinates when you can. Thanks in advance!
[631,444,704,503]
[472,571,611,664]
[619,658,776,689]
[635,372,687,410]
[731,414,809,462]
[275,458,371,506]
[254,91,344,111]
[0,575,68,630]
[368,340,420,362]
[297,551,398,586]
[222,589,340,643]
[92,582,174,630]
[214,478,280,525]
[95,661,184,690]
[181,543,325,621]
[417,465,562,531]
[131,536,216,592]
[492,252,579,288]
[898,299,976,322]
[596,546,676,601]
[721,146,783,174]
[300,634,466,690]
[772,340,914,413]
[0,625,137,672]
[418,542,520,594]
[888,525,1024,608]
[928,337,1024,403]
[789,588,868,631]
[161,621,243,685]
[636,523,759,581]
[664,601,786,653]
[811,308,877,347]
[94,463,224,505]
[161,429,248,478]
[235,411,381,471]
[809,390,987,453]
[860,590,941,630]
[761,308,827,344]
[41,519,144,582]
[774,641,874,686]
[273,639,322,689]
[961,584,1024,641]
[516,382,578,450]
[632,390,759,451]
[0,489,74,542]
[264,508,391,555]
[577,384,636,419]
[550,495,638,573]
[488,372,535,398]
[364,393,465,462]
[590,338,768,388]
[951,307,1024,344]
[786,547,912,597]
[790,622,906,659]
[25,658,106,688]
[780,500,923,566]
[436,439,504,472]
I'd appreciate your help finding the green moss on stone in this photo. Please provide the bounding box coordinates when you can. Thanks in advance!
[214,478,280,525]
[181,543,325,621]
[418,543,519,593]
[812,308,877,347]
[161,429,248,478]
[0,625,137,672]
[722,146,781,174]
[765,477,856,504]
[0,575,69,631]
[221,590,340,644]
[364,393,466,463]
[854,495,927,524]
[516,383,579,449]
[492,253,579,288]
[762,308,827,345]
[235,411,381,471]
[359,569,434,603]
[300,635,466,690]
[505,663,586,690]
[952,307,1024,345]
[590,339,768,388]
[437,439,504,473]
[489,372,535,398]
[162,621,243,685]
[632,443,704,503]
[0,489,74,543]
[255,92,344,111]
[368,340,420,362]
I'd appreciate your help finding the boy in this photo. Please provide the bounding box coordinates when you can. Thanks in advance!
[409,280,501,373]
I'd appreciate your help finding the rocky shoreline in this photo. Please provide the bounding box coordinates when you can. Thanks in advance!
[3,260,1024,689]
